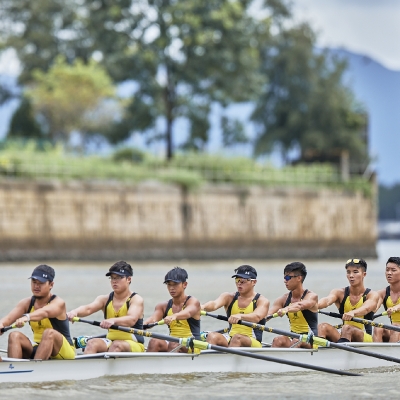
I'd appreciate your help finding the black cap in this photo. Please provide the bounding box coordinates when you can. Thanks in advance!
[105,261,133,277]
[29,265,55,283]
[164,267,188,284]
[232,271,257,280]
[231,265,257,280]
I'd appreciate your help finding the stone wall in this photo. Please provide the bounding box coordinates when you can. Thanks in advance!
[0,180,377,260]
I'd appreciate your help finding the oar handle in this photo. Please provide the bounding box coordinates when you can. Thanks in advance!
[373,311,388,319]
[266,313,280,320]
[143,320,165,329]
[0,323,19,334]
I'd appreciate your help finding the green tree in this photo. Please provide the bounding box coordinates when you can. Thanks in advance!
[0,0,86,84]
[7,96,44,139]
[78,0,290,158]
[252,23,368,168]
[27,56,117,143]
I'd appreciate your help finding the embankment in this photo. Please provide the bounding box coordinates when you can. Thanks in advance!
[0,180,377,260]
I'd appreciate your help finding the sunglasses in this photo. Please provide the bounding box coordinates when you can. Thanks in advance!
[346,259,360,264]
[284,275,301,282]
[235,278,254,284]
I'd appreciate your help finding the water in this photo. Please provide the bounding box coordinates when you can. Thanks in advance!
[1,240,400,399]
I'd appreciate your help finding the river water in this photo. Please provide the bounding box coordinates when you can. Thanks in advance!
[1,240,400,399]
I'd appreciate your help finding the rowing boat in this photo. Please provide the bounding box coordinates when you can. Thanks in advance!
[1,343,400,383]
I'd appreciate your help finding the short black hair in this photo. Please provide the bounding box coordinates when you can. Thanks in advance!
[387,257,400,267]
[284,262,307,282]
[345,258,367,272]
[164,267,188,283]
[233,265,257,278]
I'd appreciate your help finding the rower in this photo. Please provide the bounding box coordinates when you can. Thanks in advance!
[373,257,400,342]
[201,265,269,348]
[67,261,145,354]
[269,262,318,348]
[144,267,201,353]
[0,264,75,360]
[318,258,379,343]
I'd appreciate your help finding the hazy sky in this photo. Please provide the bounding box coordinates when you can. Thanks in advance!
[291,0,400,70]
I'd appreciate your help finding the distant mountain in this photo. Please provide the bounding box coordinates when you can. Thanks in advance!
[329,48,400,186]
[1,48,399,185]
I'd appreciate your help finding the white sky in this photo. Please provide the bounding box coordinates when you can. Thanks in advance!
[291,0,400,70]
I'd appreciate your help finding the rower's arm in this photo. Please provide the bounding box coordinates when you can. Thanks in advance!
[375,288,386,311]
[267,295,286,315]
[238,296,270,323]
[0,298,30,330]
[352,290,380,317]
[318,289,341,310]
[21,297,66,323]
[285,292,318,314]
[67,295,107,320]
[201,292,233,312]
[143,302,167,325]
[110,294,144,327]
[174,297,201,320]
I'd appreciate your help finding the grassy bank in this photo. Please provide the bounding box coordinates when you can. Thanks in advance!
[0,141,372,195]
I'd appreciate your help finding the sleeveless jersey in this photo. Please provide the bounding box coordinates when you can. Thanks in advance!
[338,287,373,334]
[104,292,144,344]
[163,296,201,340]
[283,290,318,335]
[28,295,73,346]
[227,292,266,343]
[383,286,400,324]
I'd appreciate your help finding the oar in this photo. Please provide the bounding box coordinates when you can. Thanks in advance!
[318,311,400,333]
[202,311,400,365]
[266,312,280,321]
[372,312,387,320]
[143,320,166,329]
[0,323,18,334]
[72,317,359,376]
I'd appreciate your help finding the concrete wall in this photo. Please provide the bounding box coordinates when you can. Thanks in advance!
[0,180,377,260]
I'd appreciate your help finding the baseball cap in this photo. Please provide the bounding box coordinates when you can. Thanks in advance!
[231,265,257,280]
[105,261,133,277]
[29,265,55,283]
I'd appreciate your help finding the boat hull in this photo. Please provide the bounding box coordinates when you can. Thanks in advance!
[1,343,399,383]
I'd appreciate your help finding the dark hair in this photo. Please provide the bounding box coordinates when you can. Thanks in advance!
[110,260,133,275]
[164,267,188,283]
[284,262,307,282]
[345,258,367,272]
[387,257,400,267]
[234,265,257,278]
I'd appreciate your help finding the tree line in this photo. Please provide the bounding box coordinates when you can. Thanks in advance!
[0,0,368,168]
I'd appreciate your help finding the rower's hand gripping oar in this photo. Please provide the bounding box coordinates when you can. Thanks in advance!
[202,311,400,366]
[72,317,359,376]
[318,310,400,333]
[0,323,21,334]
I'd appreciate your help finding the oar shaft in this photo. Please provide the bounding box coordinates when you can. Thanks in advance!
[208,343,359,376]
[319,311,400,333]
[203,312,302,341]
[73,318,359,376]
